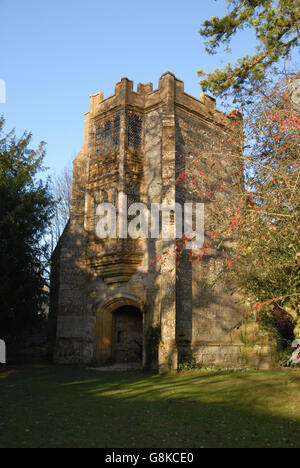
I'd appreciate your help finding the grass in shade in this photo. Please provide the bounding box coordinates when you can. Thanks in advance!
[0,364,299,448]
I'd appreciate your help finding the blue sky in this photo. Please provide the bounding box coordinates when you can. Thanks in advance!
[1,0,260,175]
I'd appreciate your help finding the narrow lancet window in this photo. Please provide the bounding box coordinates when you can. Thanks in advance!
[113,116,120,150]
[95,126,103,155]
[128,114,142,150]
[103,121,111,153]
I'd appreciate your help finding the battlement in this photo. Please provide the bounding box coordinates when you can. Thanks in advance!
[88,72,240,124]
[77,73,242,164]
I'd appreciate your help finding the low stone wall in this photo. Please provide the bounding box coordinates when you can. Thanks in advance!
[54,338,94,364]
[179,343,274,370]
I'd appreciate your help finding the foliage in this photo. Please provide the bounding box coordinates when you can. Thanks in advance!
[198,0,300,98]
[223,74,300,349]
[0,116,54,346]
[203,73,300,353]
[178,358,199,371]
[197,0,300,351]
[258,308,293,361]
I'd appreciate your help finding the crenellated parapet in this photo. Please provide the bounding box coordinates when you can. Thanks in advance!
[86,71,241,126]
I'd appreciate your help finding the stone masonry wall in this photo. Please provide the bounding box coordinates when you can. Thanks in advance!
[174,106,249,366]
[49,72,272,370]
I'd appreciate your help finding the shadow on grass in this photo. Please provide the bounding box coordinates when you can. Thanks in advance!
[0,365,299,448]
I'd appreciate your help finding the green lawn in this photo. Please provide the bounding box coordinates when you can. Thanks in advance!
[0,364,299,448]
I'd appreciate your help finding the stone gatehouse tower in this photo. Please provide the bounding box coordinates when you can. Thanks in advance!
[49,72,253,373]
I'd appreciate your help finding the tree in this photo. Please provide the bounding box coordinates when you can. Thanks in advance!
[221,74,300,351]
[195,2,299,359]
[0,116,54,347]
[49,163,72,251]
[198,0,300,98]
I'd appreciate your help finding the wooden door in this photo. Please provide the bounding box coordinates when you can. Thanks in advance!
[94,308,113,364]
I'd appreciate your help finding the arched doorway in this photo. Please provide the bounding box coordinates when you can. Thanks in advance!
[93,296,143,365]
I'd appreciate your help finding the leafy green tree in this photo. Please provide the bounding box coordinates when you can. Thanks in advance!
[198,0,300,97]
[0,116,54,347]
